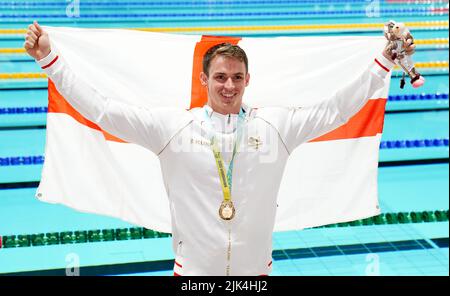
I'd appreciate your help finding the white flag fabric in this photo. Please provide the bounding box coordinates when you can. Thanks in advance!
[36,27,390,233]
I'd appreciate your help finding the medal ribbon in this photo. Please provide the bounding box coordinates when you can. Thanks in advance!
[203,107,245,202]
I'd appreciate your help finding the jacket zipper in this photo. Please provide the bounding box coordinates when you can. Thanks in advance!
[226,227,231,275]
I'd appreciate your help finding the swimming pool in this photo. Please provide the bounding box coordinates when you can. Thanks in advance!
[0,0,448,276]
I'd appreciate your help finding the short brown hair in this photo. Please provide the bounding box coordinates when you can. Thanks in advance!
[202,43,248,76]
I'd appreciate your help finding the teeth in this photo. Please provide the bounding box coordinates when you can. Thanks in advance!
[222,94,234,98]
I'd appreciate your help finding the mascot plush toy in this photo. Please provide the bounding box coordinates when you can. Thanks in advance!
[384,20,425,88]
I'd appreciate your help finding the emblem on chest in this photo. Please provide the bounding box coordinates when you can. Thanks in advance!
[248,136,263,150]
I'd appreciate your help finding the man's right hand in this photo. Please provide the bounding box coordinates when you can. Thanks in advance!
[24,21,51,60]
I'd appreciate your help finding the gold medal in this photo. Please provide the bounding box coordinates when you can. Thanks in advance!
[219,200,235,220]
[206,108,245,222]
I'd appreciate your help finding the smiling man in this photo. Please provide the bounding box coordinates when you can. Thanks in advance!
[200,44,250,115]
[25,21,415,276]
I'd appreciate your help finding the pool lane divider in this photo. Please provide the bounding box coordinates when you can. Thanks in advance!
[0,7,447,19]
[0,61,448,80]
[0,20,448,35]
[0,0,446,7]
[1,39,448,54]
[0,236,448,276]
[0,93,447,115]
[0,210,448,249]
[0,137,447,167]
[271,237,449,261]
[0,0,445,6]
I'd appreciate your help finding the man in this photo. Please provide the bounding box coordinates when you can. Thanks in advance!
[24,21,415,276]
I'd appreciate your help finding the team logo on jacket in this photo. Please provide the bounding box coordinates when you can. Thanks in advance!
[248,136,262,150]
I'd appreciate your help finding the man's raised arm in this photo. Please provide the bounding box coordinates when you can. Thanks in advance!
[24,21,191,155]
[269,31,416,153]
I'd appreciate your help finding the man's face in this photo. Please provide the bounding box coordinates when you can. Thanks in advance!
[200,55,250,115]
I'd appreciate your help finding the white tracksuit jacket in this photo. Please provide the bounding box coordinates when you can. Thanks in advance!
[37,50,394,276]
